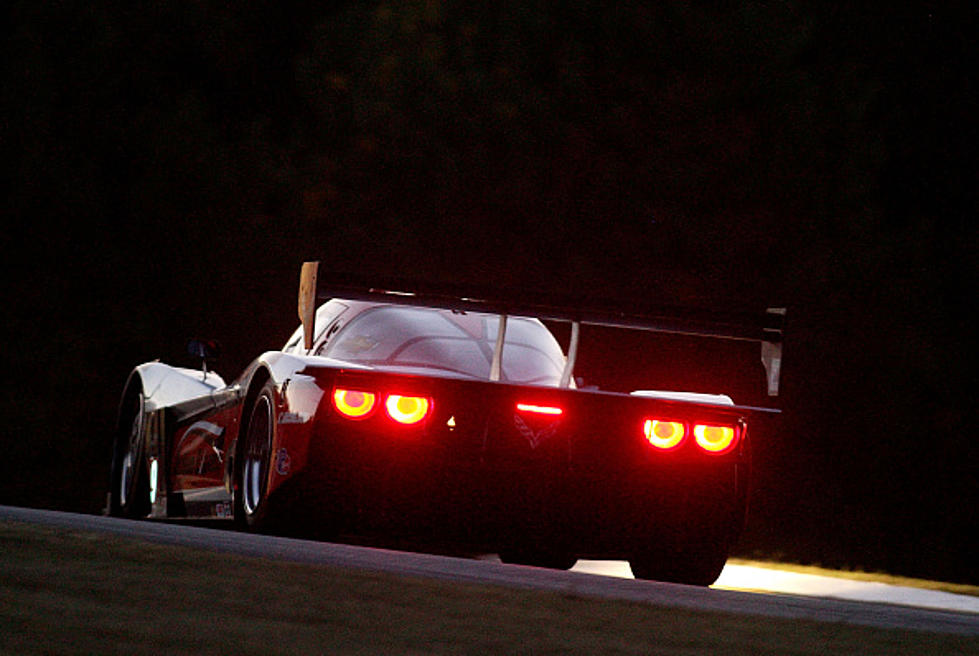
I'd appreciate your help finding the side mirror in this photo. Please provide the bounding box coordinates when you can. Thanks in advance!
[187,339,221,378]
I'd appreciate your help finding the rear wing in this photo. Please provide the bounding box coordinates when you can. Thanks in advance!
[298,261,785,396]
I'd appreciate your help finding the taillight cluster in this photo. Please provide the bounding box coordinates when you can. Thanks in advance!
[332,388,433,425]
[642,418,739,455]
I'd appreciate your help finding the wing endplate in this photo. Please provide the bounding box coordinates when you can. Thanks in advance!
[299,261,319,351]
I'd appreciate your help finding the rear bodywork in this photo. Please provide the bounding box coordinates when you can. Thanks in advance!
[293,368,753,558]
[111,261,782,582]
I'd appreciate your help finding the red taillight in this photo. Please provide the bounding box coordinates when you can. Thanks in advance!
[332,388,377,419]
[693,424,738,454]
[385,395,432,425]
[516,403,563,416]
[642,419,686,450]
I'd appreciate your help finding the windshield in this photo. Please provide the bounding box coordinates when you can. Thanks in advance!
[322,306,566,385]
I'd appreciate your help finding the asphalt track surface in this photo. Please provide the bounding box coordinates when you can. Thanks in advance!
[2,506,977,636]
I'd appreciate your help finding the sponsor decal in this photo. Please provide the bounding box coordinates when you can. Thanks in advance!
[177,420,226,451]
[215,502,232,518]
[186,420,224,437]
[513,414,560,450]
[275,448,291,475]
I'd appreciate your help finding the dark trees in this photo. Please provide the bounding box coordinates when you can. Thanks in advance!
[2,1,974,581]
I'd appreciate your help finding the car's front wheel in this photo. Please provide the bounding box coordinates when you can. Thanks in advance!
[109,391,151,518]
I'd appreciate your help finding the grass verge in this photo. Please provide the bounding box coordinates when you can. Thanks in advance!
[1,520,976,655]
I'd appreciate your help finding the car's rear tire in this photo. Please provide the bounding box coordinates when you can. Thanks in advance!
[499,545,577,571]
[629,544,729,586]
[235,381,276,531]
[629,521,734,586]
[109,391,151,518]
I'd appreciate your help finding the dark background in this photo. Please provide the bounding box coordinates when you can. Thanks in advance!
[2,2,975,583]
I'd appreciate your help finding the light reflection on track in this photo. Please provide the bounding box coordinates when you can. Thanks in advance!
[567,559,979,614]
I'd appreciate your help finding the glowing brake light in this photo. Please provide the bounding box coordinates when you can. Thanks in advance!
[694,424,738,454]
[642,419,685,450]
[332,388,376,419]
[516,403,563,416]
[385,395,432,425]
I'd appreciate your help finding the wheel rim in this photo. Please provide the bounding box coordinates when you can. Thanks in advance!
[243,395,273,516]
[119,452,132,508]
[119,409,142,508]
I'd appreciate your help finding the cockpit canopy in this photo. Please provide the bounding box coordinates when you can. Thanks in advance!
[289,302,566,385]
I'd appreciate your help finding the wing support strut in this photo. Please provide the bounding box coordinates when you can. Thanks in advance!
[559,321,580,388]
[489,314,507,382]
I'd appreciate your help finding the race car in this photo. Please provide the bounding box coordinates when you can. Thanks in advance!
[109,261,784,585]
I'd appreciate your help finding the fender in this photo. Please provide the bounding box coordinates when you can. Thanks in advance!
[224,352,359,498]
[128,361,226,412]
[117,362,228,518]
